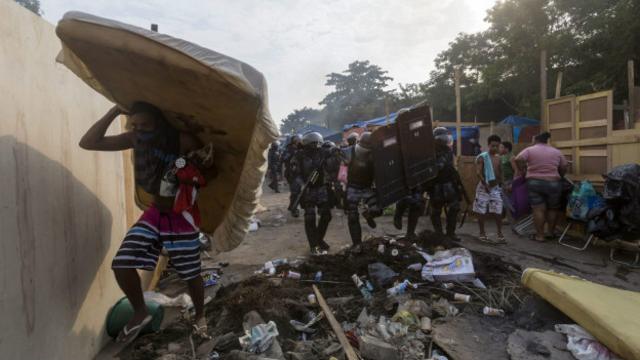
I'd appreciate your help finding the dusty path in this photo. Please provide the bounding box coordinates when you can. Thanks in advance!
[212,183,640,291]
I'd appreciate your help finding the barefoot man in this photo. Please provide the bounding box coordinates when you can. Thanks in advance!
[79,102,209,343]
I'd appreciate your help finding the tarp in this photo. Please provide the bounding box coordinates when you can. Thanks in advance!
[56,12,279,252]
[522,268,640,360]
[499,115,539,127]
[500,116,540,144]
[342,112,400,130]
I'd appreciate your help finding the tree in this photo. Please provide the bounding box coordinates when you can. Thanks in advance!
[14,0,43,16]
[279,107,322,134]
[320,60,394,129]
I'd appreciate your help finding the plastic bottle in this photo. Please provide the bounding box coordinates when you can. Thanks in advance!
[314,271,323,282]
[352,274,373,301]
[386,280,415,296]
[482,306,505,316]
[271,258,288,267]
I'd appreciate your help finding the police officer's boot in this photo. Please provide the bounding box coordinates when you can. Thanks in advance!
[317,210,332,251]
[304,212,319,254]
[445,207,460,242]
[347,213,363,253]
[406,206,421,240]
[430,211,444,235]
[394,199,407,230]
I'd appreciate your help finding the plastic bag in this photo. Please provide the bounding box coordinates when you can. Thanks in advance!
[555,324,621,360]
[338,163,348,184]
[368,262,398,288]
[143,291,193,309]
[567,181,603,221]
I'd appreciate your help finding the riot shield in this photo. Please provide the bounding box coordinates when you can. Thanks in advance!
[396,105,437,189]
[370,124,408,208]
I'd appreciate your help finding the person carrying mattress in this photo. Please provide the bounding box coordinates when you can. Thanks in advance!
[79,102,212,343]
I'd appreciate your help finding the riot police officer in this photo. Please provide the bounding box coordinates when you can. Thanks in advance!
[425,127,461,240]
[267,141,281,193]
[322,140,346,209]
[393,189,425,240]
[283,134,302,217]
[344,132,380,251]
[292,132,332,255]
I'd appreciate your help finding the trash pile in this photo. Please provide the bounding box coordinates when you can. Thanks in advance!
[119,231,555,360]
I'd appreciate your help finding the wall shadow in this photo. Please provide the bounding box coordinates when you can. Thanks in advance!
[0,135,115,357]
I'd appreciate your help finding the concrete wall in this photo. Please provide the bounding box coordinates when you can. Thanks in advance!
[0,1,131,358]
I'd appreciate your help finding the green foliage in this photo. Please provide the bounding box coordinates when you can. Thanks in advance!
[14,0,43,16]
[282,0,639,129]
[279,107,323,134]
[319,60,395,130]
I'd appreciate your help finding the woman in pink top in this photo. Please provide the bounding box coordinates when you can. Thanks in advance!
[515,132,568,242]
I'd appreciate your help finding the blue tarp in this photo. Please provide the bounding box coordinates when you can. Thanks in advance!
[500,115,540,144]
[342,112,399,130]
[499,115,539,127]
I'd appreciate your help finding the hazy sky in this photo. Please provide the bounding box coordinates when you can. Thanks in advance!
[42,0,495,124]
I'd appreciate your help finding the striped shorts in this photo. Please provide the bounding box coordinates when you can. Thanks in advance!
[112,205,202,281]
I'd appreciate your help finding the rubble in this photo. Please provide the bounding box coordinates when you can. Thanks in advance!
[119,231,539,360]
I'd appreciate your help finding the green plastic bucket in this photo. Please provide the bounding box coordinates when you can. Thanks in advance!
[106,297,164,338]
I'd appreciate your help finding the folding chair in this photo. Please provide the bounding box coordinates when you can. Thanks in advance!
[606,239,640,268]
[512,214,534,236]
[558,220,594,251]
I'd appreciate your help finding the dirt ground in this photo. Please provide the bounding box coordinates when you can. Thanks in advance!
[212,183,640,292]
[112,182,640,360]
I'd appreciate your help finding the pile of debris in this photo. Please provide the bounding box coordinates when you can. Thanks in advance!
[120,231,567,360]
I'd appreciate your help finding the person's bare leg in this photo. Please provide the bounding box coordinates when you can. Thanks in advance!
[114,268,148,328]
[547,209,560,237]
[495,213,503,237]
[187,275,205,323]
[531,206,546,240]
[478,214,486,237]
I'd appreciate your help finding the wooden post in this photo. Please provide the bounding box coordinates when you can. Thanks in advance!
[540,50,547,124]
[555,71,563,99]
[313,285,359,360]
[454,66,462,156]
[629,60,635,128]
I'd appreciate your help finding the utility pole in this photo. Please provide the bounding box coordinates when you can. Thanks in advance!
[540,50,547,125]
[629,60,636,128]
[454,66,462,157]
[555,71,563,99]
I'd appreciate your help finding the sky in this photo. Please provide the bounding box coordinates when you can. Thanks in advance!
[41,0,496,125]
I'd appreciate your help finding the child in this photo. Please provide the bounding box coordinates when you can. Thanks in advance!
[473,134,504,243]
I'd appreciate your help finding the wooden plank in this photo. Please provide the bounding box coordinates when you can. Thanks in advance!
[432,121,490,127]
[313,285,359,360]
[552,133,640,148]
[629,60,635,129]
[578,149,608,157]
[549,122,573,130]
[577,119,608,128]
[540,50,547,126]
[454,67,462,156]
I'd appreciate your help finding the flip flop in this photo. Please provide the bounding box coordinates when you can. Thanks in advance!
[116,315,152,344]
[478,235,492,243]
[495,234,507,244]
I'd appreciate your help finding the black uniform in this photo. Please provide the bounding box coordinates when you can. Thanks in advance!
[345,147,380,246]
[267,144,281,192]
[291,147,332,251]
[425,143,461,237]
[324,146,346,209]
[282,142,302,215]
[394,189,425,239]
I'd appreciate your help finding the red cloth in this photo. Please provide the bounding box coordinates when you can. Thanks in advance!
[173,163,206,227]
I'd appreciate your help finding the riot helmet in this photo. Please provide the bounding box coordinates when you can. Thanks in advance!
[347,132,359,146]
[433,127,451,146]
[355,131,373,156]
[302,132,323,148]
